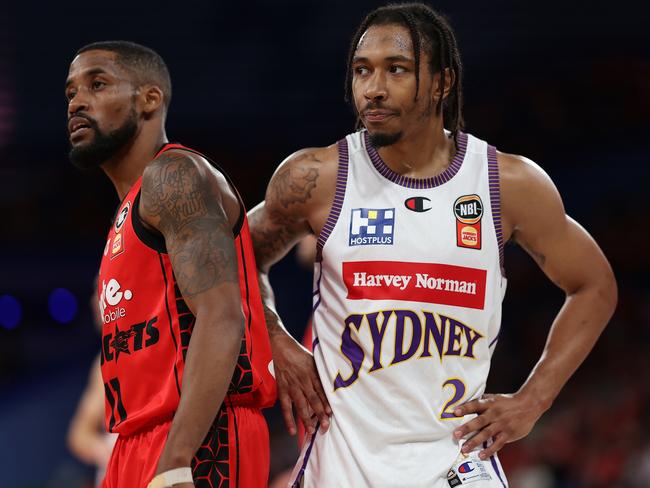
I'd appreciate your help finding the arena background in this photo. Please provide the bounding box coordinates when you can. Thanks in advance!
[0,0,648,486]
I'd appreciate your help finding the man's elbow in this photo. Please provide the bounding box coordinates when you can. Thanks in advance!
[583,264,618,320]
[219,307,246,341]
[197,306,245,342]
[598,266,618,318]
[568,263,617,320]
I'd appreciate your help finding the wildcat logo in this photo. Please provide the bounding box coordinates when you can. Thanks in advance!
[101,317,160,364]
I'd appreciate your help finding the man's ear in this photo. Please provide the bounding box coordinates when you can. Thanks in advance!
[139,85,164,117]
[433,67,455,104]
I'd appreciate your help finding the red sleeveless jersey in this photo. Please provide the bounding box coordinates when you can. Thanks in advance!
[97,143,276,436]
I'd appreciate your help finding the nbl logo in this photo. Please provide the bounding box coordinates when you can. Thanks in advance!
[349,208,395,246]
[453,194,483,250]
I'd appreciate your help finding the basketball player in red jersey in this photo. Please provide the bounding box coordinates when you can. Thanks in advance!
[247,3,617,484]
[66,41,275,488]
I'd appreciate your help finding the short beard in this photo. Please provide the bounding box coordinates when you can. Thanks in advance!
[368,131,403,149]
[69,109,138,170]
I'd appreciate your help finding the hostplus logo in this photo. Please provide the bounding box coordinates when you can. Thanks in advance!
[349,208,395,246]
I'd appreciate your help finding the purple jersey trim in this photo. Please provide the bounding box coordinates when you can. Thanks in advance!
[291,429,319,488]
[316,138,349,259]
[487,144,505,275]
[363,131,468,189]
[489,330,501,348]
[312,336,320,350]
[312,262,323,313]
[483,441,508,488]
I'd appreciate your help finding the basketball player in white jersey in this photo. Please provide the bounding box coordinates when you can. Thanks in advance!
[249,4,617,487]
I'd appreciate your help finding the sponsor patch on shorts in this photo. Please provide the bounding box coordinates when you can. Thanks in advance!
[447,453,492,486]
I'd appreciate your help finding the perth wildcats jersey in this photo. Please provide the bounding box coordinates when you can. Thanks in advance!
[98,143,275,436]
[292,131,507,487]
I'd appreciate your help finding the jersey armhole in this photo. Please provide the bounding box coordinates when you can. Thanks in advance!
[177,147,245,237]
[315,138,350,262]
[131,187,244,254]
[132,190,167,253]
[133,145,245,254]
[487,144,505,276]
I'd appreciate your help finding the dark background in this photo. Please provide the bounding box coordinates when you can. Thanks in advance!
[0,0,648,487]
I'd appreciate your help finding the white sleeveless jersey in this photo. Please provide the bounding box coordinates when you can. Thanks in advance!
[290,130,508,488]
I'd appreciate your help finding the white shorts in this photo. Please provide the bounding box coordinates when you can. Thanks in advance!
[288,422,508,488]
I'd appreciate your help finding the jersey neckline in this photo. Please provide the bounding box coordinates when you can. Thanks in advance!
[363,130,468,189]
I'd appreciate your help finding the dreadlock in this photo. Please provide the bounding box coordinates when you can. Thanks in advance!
[344,3,464,146]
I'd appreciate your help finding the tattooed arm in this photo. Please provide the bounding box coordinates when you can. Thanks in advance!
[139,150,244,479]
[454,152,617,460]
[248,145,338,435]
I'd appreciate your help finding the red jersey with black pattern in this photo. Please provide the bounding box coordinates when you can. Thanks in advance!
[97,143,276,436]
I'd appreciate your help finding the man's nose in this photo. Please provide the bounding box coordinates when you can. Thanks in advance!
[68,90,89,117]
[364,72,388,102]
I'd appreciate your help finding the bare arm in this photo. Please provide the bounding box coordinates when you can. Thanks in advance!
[454,153,617,458]
[67,355,113,467]
[248,146,337,435]
[139,150,244,478]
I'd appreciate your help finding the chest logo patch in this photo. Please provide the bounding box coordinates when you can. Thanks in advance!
[111,233,125,259]
[453,195,483,250]
[404,196,431,212]
[114,201,131,233]
[349,208,395,246]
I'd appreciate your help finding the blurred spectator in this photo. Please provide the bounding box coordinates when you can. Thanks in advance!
[66,284,117,487]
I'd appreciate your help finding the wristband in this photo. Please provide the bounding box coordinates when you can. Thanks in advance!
[147,467,193,488]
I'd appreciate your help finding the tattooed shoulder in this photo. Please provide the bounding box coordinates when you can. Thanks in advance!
[140,150,239,297]
[140,151,212,230]
[266,145,338,214]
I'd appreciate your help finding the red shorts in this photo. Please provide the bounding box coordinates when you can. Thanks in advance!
[102,406,269,488]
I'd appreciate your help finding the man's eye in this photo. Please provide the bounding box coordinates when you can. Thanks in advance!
[355,66,370,75]
[92,80,106,90]
[390,65,407,74]
[66,90,76,101]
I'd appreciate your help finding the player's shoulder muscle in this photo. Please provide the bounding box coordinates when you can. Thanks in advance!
[140,148,228,232]
[497,151,566,243]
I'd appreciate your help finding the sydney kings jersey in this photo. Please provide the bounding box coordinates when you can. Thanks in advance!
[97,143,276,436]
[292,131,507,487]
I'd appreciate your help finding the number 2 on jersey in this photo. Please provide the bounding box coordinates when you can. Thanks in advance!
[439,378,466,420]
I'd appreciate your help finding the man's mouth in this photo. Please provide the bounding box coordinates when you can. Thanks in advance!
[68,117,92,136]
[364,110,397,122]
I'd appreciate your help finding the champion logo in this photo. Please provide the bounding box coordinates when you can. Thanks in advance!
[458,461,475,474]
[404,196,431,212]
